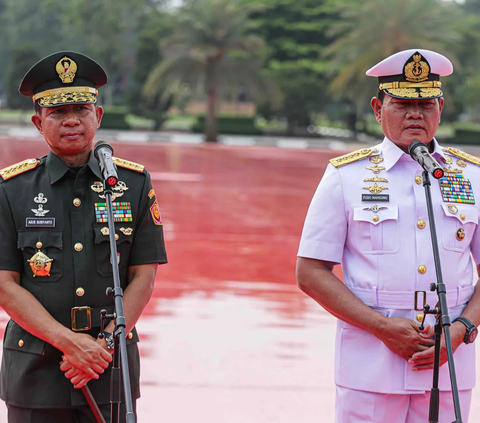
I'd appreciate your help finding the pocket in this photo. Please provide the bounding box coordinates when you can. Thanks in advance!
[18,229,63,282]
[93,223,133,277]
[3,320,46,355]
[440,204,478,252]
[352,205,399,254]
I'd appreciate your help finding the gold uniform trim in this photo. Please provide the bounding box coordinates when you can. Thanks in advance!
[0,159,39,181]
[329,148,379,168]
[33,86,98,102]
[385,87,442,99]
[445,147,480,167]
[113,157,145,173]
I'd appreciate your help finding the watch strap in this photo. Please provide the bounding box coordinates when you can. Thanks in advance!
[453,317,476,343]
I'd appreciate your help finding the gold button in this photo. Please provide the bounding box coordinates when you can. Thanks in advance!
[418,265,427,274]
[417,220,426,229]
[18,339,24,347]
[372,215,379,222]
[415,176,422,185]
[115,234,119,241]
[36,242,43,249]
[416,313,425,323]
[461,214,466,221]
[74,243,83,252]
[128,332,133,340]
[76,287,85,297]
[73,198,81,207]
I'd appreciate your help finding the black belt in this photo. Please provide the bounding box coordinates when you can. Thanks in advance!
[50,306,115,331]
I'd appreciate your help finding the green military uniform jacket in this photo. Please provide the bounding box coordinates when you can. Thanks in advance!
[0,150,167,408]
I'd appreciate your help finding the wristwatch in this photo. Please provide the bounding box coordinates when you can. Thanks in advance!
[453,317,478,344]
[102,331,115,350]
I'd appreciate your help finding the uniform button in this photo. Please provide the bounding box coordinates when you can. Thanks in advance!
[74,243,83,252]
[372,215,379,222]
[18,339,24,347]
[115,234,119,241]
[415,176,422,185]
[128,332,133,340]
[418,265,427,274]
[461,214,466,221]
[76,287,85,297]
[36,242,43,249]
[417,220,426,229]
[73,198,81,207]
[416,313,425,323]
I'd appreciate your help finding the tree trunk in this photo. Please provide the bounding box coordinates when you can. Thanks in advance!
[205,60,218,142]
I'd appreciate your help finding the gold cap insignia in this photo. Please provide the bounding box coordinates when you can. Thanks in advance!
[404,53,430,83]
[56,56,78,83]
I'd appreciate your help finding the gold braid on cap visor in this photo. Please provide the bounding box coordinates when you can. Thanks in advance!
[379,81,442,90]
[33,86,98,106]
[385,87,442,99]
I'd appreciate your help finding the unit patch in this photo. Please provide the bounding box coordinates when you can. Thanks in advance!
[150,200,162,225]
[95,202,133,223]
[148,189,156,199]
[439,174,475,204]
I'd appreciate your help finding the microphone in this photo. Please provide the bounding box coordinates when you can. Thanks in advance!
[408,141,444,180]
[94,140,118,187]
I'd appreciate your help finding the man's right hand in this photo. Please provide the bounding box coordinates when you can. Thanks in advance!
[376,317,435,360]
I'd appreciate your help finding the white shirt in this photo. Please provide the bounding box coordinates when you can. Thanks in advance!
[298,138,478,393]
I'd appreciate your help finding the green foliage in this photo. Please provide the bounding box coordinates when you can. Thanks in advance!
[450,123,480,145]
[192,115,262,135]
[100,107,131,130]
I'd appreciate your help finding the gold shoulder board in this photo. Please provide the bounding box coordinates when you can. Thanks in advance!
[113,157,145,173]
[329,148,379,168]
[444,147,480,167]
[0,159,39,181]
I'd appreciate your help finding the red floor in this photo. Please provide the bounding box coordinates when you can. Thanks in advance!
[0,137,478,422]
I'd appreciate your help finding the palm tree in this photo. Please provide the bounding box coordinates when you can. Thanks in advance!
[143,0,275,142]
[325,0,463,113]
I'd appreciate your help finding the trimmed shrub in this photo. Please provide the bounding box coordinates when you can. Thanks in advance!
[192,115,262,135]
[100,107,130,130]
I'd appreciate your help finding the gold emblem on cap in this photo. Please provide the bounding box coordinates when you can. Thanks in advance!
[56,56,78,84]
[363,183,389,194]
[28,251,53,277]
[404,53,430,83]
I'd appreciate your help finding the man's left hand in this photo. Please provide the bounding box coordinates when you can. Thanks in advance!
[408,321,466,370]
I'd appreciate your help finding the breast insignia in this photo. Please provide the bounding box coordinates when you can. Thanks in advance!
[329,148,379,168]
[113,157,145,173]
[0,159,39,181]
[444,147,480,167]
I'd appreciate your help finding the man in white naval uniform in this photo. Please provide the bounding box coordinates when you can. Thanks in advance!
[296,49,480,423]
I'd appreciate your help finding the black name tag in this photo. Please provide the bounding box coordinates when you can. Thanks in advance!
[26,217,56,228]
[362,194,389,202]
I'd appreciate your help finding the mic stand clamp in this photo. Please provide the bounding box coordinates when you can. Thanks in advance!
[99,183,136,423]
[416,170,463,423]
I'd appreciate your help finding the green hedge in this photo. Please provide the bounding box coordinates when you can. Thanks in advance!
[192,115,262,135]
[450,124,480,145]
[100,107,130,130]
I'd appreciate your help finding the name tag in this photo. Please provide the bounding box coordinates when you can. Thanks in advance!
[362,194,389,202]
[26,217,56,228]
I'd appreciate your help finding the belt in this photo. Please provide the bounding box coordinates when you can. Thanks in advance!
[349,286,475,310]
[50,305,115,331]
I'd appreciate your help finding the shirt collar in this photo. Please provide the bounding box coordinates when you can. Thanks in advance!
[47,150,103,184]
[381,137,446,171]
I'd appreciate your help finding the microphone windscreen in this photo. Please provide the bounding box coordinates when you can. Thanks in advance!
[408,140,425,158]
[94,140,113,158]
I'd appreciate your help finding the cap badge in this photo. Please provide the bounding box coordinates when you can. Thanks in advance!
[56,56,78,84]
[404,53,430,83]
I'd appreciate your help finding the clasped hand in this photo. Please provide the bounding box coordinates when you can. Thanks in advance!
[60,334,113,389]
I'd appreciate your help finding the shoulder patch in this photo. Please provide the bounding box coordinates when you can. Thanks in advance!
[113,157,145,173]
[0,159,39,181]
[329,148,379,168]
[443,147,480,167]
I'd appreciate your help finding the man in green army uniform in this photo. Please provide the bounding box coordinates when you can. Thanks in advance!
[0,51,167,422]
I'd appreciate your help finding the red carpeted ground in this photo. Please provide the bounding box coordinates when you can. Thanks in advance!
[0,137,478,422]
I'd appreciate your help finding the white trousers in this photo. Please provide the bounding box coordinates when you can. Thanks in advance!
[335,386,472,423]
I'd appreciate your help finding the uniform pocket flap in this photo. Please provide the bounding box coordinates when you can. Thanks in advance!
[17,229,62,250]
[441,204,478,224]
[353,205,398,226]
[93,223,133,245]
[3,320,45,355]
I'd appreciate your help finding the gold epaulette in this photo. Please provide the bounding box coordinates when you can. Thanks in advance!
[443,147,480,167]
[113,157,145,173]
[0,159,39,181]
[329,148,379,168]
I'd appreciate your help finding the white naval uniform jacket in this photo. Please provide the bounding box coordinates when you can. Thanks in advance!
[298,137,479,394]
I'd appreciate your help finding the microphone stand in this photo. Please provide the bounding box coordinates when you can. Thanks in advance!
[99,180,136,423]
[418,170,462,423]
